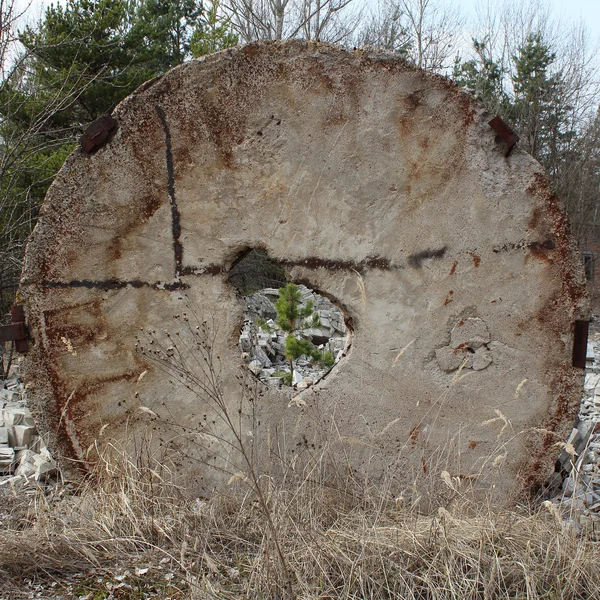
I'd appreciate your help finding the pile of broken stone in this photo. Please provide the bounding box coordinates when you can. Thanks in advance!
[240,286,348,390]
[549,330,600,530]
[0,362,56,491]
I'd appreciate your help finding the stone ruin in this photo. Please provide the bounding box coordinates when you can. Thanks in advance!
[17,41,589,503]
[0,364,56,485]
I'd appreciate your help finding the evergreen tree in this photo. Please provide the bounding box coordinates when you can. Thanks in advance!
[129,0,203,72]
[0,0,238,315]
[452,37,508,117]
[191,0,238,58]
[510,33,571,165]
[275,284,334,384]
[19,0,140,124]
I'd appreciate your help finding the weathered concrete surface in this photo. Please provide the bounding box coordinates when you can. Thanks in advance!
[19,41,588,502]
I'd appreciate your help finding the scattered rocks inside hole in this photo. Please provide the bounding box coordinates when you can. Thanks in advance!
[240,285,348,389]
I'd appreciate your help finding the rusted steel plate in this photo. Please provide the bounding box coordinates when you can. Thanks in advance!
[79,115,118,154]
[572,320,590,369]
[0,306,27,352]
[488,116,520,156]
[0,322,25,344]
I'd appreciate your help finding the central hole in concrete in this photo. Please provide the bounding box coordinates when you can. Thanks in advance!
[229,249,348,390]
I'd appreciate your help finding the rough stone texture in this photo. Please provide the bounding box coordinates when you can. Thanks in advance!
[19,41,588,503]
[450,317,491,350]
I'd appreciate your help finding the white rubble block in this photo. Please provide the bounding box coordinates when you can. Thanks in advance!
[251,346,272,368]
[577,421,595,450]
[585,373,600,392]
[318,316,332,329]
[239,332,252,352]
[248,360,263,375]
[15,448,56,480]
[0,427,8,446]
[33,449,57,481]
[13,425,36,448]
[15,449,38,478]
[562,476,576,496]
[2,407,33,427]
[260,288,280,297]
[558,428,581,468]
[0,446,15,470]
[293,370,304,386]
[587,342,596,361]
[328,337,346,354]
[305,327,330,340]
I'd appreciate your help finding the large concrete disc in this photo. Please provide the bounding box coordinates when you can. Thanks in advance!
[20,41,588,502]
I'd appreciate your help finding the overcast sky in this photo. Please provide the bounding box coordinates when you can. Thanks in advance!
[14,0,600,49]
[463,0,600,43]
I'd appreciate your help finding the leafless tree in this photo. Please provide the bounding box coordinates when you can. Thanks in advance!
[397,0,463,70]
[354,0,463,72]
[0,0,100,317]
[355,0,411,55]
[222,0,358,44]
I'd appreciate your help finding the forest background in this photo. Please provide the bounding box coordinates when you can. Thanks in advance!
[1,0,599,317]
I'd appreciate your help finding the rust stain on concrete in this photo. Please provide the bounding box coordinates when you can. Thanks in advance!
[19,41,588,503]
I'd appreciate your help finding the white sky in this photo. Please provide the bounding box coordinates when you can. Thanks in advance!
[461,0,600,44]
[14,0,600,50]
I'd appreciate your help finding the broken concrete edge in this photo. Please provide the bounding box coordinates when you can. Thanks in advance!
[519,171,590,492]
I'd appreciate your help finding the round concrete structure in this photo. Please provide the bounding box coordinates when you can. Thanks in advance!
[20,41,587,502]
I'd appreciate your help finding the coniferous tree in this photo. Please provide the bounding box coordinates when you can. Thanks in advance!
[0,0,238,315]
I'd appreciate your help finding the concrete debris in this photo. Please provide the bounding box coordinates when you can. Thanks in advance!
[437,317,493,373]
[240,285,348,389]
[0,361,56,486]
[549,329,600,530]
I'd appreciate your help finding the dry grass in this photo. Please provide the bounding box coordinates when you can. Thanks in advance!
[2,316,598,598]
[1,446,600,600]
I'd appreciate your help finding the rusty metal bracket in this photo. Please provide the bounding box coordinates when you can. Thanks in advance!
[80,114,118,154]
[488,116,520,157]
[0,306,28,353]
[572,320,589,369]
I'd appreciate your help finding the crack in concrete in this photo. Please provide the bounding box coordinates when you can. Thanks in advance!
[407,247,448,269]
[155,104,184,277]
[40,279,189,291]
[492,239,556,253]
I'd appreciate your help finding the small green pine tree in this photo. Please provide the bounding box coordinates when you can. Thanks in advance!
[274,283,330,385]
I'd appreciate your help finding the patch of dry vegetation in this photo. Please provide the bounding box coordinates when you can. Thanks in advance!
[1,445,600,600]
[2,316,599,599]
